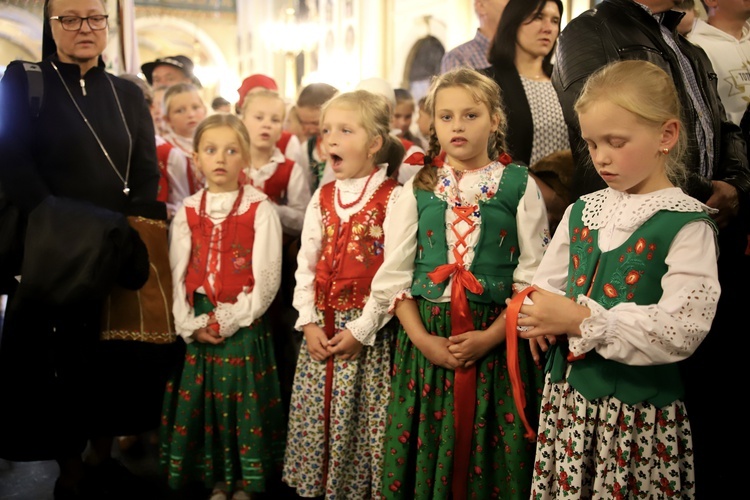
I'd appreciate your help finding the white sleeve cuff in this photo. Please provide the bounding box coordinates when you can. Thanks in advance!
[215,302,241,338]
[568,295,611,356]
[388,289,413,314]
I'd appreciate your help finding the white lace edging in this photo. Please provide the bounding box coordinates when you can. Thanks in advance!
[181,186,268,216]
[388,289,413,314]
[215,302,240,338]
[568,295,608,356]
[176,313,210,344]
[580,188,714,230]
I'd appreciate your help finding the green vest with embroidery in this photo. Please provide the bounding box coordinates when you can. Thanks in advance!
[546,198,715,407]
[410,163,528,304]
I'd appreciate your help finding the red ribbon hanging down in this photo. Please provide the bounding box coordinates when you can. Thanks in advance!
[314,227,346,491]
[504,286,539,441]
[426,204,483,500]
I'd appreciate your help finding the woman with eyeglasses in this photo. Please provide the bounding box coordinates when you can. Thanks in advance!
[0,1,179,499]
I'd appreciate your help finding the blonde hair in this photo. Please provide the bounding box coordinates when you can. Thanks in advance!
[321,90,405,175]
[574,60,687,187]
[193,113,251,161]
[162,82,203,116]
[414,67,508,191]
[240,89,287,120]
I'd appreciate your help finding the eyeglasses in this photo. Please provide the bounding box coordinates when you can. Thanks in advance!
[49,15,109,31]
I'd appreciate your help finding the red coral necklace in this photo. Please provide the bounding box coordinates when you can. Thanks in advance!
[336,167,378,209]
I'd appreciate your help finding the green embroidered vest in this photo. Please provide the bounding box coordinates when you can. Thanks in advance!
[410,163,528,304]
[547,198,715,407]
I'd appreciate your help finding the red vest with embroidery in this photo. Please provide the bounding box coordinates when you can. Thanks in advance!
[314,178,399,312]
[157,141,202,197]
[252,158,295,204]
[277,130,293,155]
[155,141,171,203]
[184,191,259,305]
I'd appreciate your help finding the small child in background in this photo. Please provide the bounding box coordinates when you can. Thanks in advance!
[415,96,431,151]
[295,82,339,191]
[516,60,720,499]
[161,83,208,197]
[241,89,312,412]
[161,113,286,500]
[241,89,311,236]
[237,74,306,167]
[211,96,232,114]
[283,90,404,498]
[675,0,706,36]
[371,67,548,499]
[393,88,418,144]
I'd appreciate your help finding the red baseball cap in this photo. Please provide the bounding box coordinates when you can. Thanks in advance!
[237,74,279,111]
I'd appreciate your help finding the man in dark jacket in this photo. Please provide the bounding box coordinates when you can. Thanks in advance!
[552,0,749,497]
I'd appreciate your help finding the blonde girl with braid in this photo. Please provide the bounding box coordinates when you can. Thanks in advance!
[370,67,549,500]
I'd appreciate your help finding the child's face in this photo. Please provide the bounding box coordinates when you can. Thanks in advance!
[165,91,207,138]
[193,126,247,193]
[242,96,285,155]
[433,86,498,170]
[578,100,674,195]
[296,105,322,140]
[321,105,381,181]
[150,88,166,135]
[392,101,414,138]
[676,9,696,36]
[417,105,431,138]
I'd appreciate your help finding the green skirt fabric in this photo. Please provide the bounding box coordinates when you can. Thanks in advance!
[160,294,286,493]
[381,299,543,499]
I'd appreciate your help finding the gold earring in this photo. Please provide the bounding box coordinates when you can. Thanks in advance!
[367,152,373,159]
[662,148,669,155]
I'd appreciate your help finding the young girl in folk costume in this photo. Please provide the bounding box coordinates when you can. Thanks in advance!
[241,89,311,236]
[160,82,208,200]
[241,88,311,413]
[371,67,548,500]
[514,61,720,499]
[161,113,286,500]
[283,90,404,498]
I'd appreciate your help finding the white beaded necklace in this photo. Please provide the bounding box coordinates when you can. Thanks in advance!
[50,61,133,195]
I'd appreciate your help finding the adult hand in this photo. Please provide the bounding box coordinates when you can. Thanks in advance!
[706,180,739,228]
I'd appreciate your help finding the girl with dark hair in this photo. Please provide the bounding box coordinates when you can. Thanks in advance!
[484,0,568,167]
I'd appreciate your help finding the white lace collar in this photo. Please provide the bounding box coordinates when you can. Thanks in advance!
[336,163,388,195]
[182,185,267,217]
[581,187,713,230]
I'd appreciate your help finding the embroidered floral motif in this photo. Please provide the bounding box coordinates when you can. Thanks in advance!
[499,229,507,247]
[230,242,252,272]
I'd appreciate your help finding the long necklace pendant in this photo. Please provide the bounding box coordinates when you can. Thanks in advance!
[123,185,130,195]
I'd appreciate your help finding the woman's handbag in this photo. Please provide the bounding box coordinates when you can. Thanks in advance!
[101,214,176,344]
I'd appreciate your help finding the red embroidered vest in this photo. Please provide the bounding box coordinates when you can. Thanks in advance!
[155,141,171,203]
[251,158,295,204]
[314,178,399,312]
[184,191,259,306]
[276,130,292,155]
[157,141,202,197]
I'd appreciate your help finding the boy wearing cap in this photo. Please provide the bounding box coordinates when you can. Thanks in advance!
[141,55,202,89]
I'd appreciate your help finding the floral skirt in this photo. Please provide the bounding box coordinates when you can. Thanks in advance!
[531,370,695,499]
[381,299,543,499]
[159,294,286,493]
[283,308,393,499]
